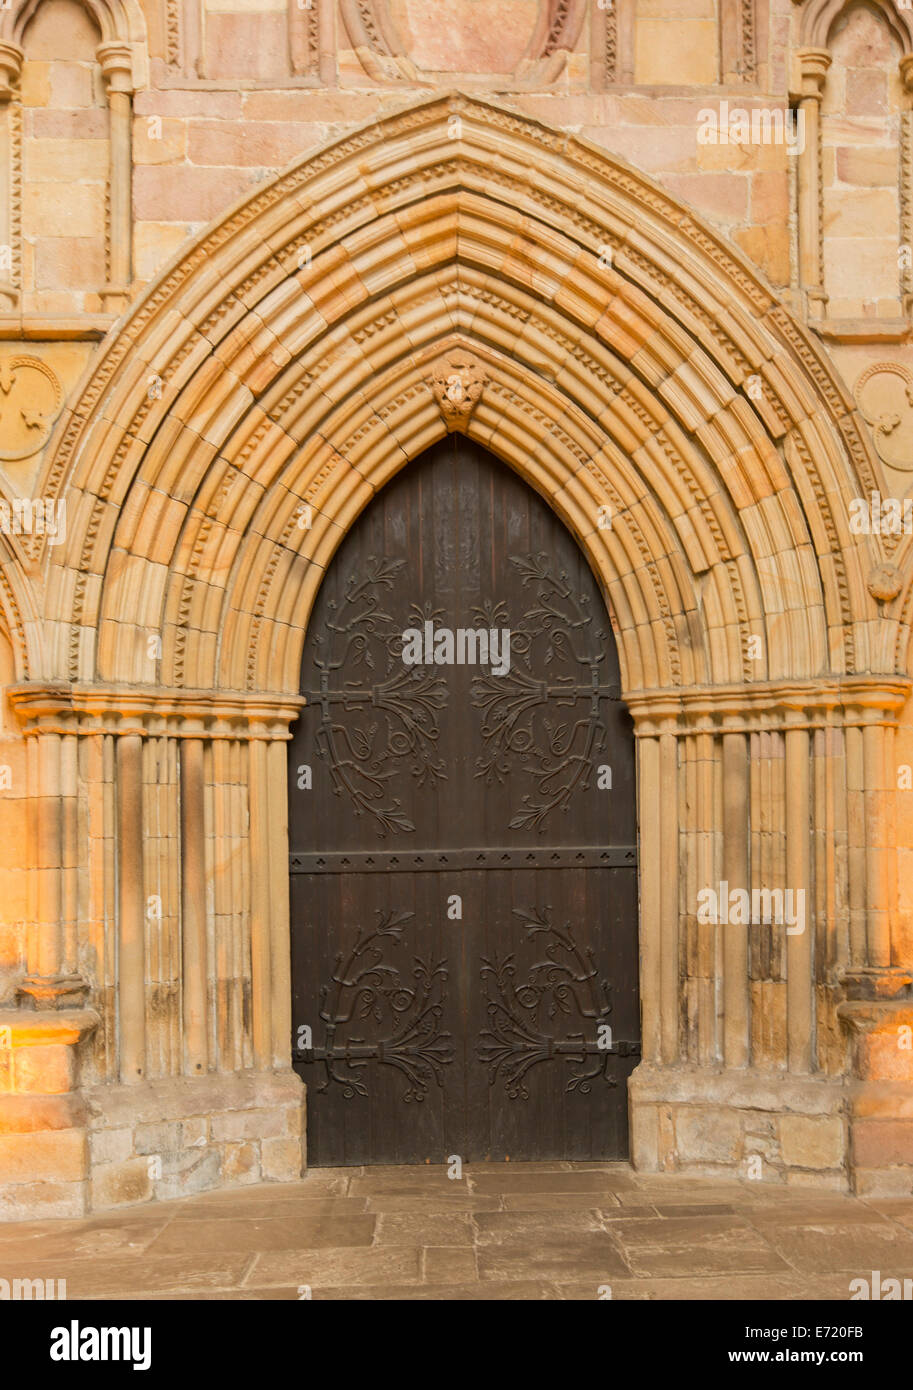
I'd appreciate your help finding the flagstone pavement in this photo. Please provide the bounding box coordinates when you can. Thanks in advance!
[3,1163,913,1300]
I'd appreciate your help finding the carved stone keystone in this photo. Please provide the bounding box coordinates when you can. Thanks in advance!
[429,352,488,430]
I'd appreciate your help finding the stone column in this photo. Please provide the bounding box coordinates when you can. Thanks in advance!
[794,48,830,319]
[180,738,208,1075]
[722,729,749,1068]
[900,56,913,315]
[317,0,336,86]
[268,738,292,1066]
[0,41,22,312]
[659,726,679,1064]
[96,42,134,315]
[785,719,813,1073]
[116,733,146,1081]
[842,696,910,1000]
[637,733,662,1064]
[17,732,86,1010]
[248,738,273,1070]
[838,691,912,1193]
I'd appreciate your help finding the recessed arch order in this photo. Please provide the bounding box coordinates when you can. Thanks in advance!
[36,91,895,706]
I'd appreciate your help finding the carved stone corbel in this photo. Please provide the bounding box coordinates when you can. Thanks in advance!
[429,352,488,431]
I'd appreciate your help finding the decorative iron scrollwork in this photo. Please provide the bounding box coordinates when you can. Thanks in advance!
[478,906,622,1100]
[304,556,448,835]
[301,910,454,1101]
[471,552,616,832]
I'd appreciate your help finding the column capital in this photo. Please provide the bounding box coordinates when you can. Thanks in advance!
[6,681,305,740]
[839,970,913,1005]
[96,40,135,96]
[16,974,91,1011]
[0,41,23,103]
[796,46,832,98]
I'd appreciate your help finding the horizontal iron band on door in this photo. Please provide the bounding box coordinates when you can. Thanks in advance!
[293,1041,641,1063]
[289,845,638,873]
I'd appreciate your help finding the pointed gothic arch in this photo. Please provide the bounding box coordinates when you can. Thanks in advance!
[2,93,910,1211]
[30,92,892,702]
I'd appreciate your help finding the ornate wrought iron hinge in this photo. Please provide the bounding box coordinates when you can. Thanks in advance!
[295,910,454,1101]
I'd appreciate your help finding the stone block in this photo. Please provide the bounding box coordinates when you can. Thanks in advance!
[635,20,719,85]
[779,1114,846,1170]
[90,1157,154,1209]
[852,1167,913,1198]
[134,1120,182,1156]
[153,1146,221,1200]
[11,1044,74,1095]
[181,1115,209,1147]
[204,12,288,81]
[88,1126,135,1165]
[133,166,254,223]
[0,1181,87,1221]
[261,1135,302,1182]
[210,1107,284,1142]
[0,1129,87,1183]
[22,183,105,239]
[220,1141,260,1184]
[33,238,107,294]
[852,1119,913,1169]
[133,116,186,166]
[675,1107,743,1163]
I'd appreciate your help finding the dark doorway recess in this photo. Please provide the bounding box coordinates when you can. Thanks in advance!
[288,436,639,1165]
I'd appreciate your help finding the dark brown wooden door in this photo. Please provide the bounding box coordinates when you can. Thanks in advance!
[288,437,638,1165]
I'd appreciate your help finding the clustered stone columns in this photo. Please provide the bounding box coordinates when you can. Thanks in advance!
[0,685,305,1218]
[96,41,134,315]
[0,40,22,312]
[793,46,830,320]
[628,677,912,1193]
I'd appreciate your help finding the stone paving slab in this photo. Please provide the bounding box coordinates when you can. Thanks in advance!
[0,1163,909,1300]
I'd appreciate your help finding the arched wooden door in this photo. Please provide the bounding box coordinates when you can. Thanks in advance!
[288,437,639,1165]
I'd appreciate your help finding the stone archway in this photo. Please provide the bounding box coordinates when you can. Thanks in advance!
[2,93,911,1216]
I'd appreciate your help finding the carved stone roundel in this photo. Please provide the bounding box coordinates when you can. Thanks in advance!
[0,356,63,462]
[855,362,913,474]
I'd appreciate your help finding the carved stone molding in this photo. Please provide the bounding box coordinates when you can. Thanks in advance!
[7,683,305,740]
[96,38,134,94]
[0,39,22,101]
[625,676,912,737]
[428,350,488,429]
[0,41,22,312]
[288,0,323,78]
[794,0,913,56]
[340,0,587,87]
[28,94,892,698]
[854,362,913,474]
